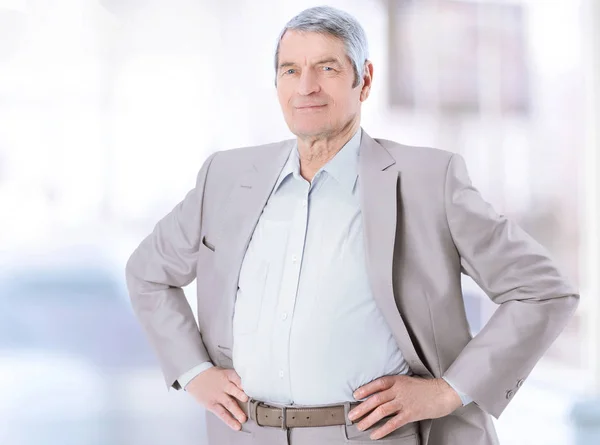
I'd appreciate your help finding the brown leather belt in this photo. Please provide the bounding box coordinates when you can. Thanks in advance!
[238,398,361,429]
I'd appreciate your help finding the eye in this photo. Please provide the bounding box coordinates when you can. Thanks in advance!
[284,69,296,75]
[322,66,333,71]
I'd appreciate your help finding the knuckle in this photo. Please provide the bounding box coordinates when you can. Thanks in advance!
[399,411,411,424]
[375,405,388,417]
[226,399,239,413]
[216,411,236,427]
[227,382,239,395]
[390,415,404,428]
[219,393,233,407]
[212,405,226,417]
[385,404,396,416]
[207,400,219,410]
[237,391,248,403]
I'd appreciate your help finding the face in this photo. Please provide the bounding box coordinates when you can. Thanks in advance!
[276,30,372,139]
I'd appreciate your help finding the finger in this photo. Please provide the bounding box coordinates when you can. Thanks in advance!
[220,393,248,424]
[225,381,249,403]
[356,400,401,432]
[225,369,243,387]
[369,411,410,441]
[211,403,242,431]
[232,380,246,393]
[353,376,394,400]
[348,390,395,422]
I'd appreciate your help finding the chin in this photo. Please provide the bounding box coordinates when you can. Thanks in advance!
[289,121,332,138]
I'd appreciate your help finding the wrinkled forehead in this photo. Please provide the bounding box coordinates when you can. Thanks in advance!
[277,30,351,67]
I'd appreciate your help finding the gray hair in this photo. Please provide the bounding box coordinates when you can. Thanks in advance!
[273,6,369,88]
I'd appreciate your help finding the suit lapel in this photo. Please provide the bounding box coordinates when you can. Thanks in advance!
[359,133,430,377]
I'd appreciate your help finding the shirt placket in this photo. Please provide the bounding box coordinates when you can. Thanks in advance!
[271,175,314,403]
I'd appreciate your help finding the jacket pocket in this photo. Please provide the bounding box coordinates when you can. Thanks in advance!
[201,235,216,252]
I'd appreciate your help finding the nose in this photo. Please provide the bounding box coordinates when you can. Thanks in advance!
[297,69,320,96]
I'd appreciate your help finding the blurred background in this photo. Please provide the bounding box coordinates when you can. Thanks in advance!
[0,0,598,444]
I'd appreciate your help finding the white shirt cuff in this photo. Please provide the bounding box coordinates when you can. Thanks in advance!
[177,361,215,390]
[442,376,473,406]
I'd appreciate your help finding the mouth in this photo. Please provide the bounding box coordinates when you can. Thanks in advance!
[295,104,327,111]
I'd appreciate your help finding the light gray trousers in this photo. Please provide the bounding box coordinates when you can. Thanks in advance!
[205,409,420,445]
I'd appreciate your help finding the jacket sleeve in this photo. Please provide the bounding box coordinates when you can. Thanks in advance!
[125,151,219,390]
[441,153,579,418]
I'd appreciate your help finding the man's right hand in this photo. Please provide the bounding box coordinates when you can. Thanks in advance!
[186,366,250,431]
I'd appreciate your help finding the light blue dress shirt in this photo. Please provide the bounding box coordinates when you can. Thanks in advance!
[179,128,471,407]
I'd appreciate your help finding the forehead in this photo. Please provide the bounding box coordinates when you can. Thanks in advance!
[278,30,348,63]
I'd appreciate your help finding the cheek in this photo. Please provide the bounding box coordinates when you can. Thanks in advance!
[327,85,357,109]
[276,86,289,104]
[341,90,361,113]
[327,94,353,117]
[280,94,295,113]
[276,90,285,106]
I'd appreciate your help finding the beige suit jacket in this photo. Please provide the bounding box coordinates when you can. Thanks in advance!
[126,131,579,445]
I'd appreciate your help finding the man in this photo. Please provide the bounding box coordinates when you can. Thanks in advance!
[125,6,579,445]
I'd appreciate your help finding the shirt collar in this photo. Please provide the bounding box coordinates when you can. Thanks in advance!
[273,127,362,194]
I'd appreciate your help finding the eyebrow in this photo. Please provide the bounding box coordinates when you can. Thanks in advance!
[278,58,342,70]
[278,62,296,70]
[315,58,341,66]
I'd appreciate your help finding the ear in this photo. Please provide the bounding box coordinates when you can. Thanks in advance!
[359,61,374,102]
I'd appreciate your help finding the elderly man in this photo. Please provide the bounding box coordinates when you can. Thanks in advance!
[125,6,579,445]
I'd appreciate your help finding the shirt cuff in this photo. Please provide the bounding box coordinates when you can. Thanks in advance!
[442,376,473,406]
[177,361,215,390]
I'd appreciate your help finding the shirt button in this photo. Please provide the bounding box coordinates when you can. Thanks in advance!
[292,255,297,263]
[279,370,284,378]
[281,312,288,320]
[302,199,307,208]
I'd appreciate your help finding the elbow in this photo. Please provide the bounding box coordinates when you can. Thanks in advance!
[552,290,580,323]
[567,292,580,314]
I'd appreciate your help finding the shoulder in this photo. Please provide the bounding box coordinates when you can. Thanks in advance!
[373,137,456,173]
[213,139,294,164]
[202,138,294,176]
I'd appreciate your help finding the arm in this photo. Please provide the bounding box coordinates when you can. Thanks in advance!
[441,153,579,418]
[125,151,219,390]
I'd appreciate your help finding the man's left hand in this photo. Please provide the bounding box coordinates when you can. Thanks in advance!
[347,375,463,440]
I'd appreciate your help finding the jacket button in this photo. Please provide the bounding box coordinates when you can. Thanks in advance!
[517,379,524,388]
[506,390,514,399]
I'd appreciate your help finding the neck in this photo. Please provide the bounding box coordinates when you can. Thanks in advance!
[296,119,360,182]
